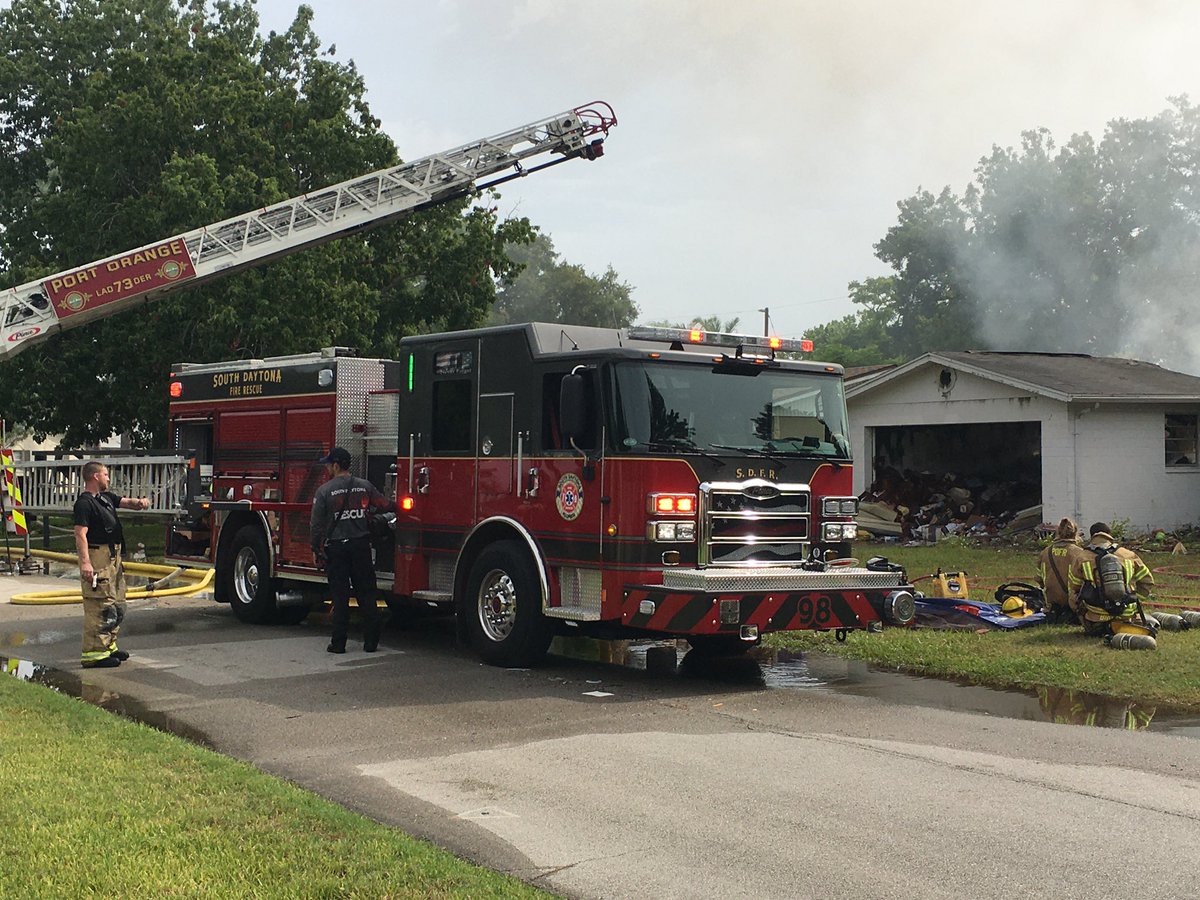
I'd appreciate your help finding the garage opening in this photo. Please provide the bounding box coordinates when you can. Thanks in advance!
[862,421,1042,536]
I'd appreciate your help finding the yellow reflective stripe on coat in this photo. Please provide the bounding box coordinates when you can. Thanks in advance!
[81,649,114,662]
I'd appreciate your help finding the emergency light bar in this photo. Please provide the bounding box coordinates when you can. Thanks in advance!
[627,326,814,354]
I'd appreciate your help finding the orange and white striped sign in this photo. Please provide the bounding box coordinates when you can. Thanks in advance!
[1,448,27,536]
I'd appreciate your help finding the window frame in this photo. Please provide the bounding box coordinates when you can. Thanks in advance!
[1164,412,1199,469]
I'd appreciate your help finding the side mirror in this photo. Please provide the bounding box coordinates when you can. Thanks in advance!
[559,371,589,443]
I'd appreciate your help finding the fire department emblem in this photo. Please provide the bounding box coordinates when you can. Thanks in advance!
[62,291,88,312]
[157,259,186,281]
[555,473,584,521]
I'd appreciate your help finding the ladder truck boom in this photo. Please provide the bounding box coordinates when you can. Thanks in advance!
[0,102,616,360]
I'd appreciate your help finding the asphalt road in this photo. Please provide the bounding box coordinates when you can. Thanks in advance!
[3,572,1200,899]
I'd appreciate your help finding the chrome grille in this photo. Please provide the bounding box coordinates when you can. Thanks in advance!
[700,480,811,567]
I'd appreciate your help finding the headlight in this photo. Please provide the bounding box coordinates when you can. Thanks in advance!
[840,499,858,515]
[822,522,858,541]
[647,521,696,542]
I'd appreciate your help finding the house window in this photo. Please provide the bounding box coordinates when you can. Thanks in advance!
[1165,413,1198,467]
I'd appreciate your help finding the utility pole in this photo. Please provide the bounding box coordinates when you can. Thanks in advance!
[758,307,769,336]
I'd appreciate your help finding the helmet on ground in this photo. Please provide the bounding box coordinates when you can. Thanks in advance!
[1001,596,1033,618]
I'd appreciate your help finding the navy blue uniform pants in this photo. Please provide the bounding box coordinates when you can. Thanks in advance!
[325,537,381,644]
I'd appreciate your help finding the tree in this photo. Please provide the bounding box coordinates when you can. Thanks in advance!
[842,97,1200,372]
[489,232,637,328]
[0,0,532,446]
[802,278,906,368]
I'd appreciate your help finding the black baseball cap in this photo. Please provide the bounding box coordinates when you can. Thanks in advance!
[319,447,352,468]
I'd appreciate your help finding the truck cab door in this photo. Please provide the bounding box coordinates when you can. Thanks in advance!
[476,392,514,517]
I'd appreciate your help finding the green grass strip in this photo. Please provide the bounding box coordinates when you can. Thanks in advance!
[769,543,1200,711]
[0,677,551,899]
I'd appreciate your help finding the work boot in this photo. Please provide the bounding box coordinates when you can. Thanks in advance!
[110,648,130,661]
[363,628,380,653]
[326,639,346,654]
[82,656,121,669]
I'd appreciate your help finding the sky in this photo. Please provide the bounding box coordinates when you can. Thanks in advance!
[12,0,1200,343]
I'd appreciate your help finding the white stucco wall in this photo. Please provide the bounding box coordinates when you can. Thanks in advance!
[1073,403,1200,530]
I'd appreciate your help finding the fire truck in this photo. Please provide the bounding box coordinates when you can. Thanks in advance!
[164,323,916,665]
[3,98,915,664]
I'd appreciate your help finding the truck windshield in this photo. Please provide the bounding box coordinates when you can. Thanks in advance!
[609,361,851,459]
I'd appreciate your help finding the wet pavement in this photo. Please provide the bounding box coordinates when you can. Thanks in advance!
[3,571,1196,738]
[6,569,1200,900]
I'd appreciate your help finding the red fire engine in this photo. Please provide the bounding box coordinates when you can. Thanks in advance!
[3,98,915,664]
[164,323,916,666]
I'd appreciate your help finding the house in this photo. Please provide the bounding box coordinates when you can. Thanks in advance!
[845,351,1200,531]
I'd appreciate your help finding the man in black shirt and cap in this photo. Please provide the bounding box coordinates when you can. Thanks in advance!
[72,460,150,668]
[310,447,392,654]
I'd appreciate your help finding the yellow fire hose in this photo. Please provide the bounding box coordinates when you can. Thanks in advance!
[1,547,214,605]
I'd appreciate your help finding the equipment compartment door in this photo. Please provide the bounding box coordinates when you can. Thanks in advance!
[476,393,514,517]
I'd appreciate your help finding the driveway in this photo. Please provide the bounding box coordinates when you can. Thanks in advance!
[3,572,1199,899]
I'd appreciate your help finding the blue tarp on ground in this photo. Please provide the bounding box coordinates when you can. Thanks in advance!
[912,594,1047,630]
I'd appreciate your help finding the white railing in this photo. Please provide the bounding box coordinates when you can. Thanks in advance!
[5,451,189,514]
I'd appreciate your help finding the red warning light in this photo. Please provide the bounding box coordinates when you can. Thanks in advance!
[400,496,415,511]
[169,381,183,398]
[769,336,782,350]
[688,329,704,343]
[800,340,814,352]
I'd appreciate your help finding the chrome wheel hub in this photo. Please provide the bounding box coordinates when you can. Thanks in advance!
[478,569,517,642]
[234,547,260,605]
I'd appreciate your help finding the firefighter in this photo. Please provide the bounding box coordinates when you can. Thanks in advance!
[310,447,392,654]
[1068,522,1157,649]
[1036,517,1089,625]
[72,461,150,668]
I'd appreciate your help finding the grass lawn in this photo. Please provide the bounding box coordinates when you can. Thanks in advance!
[768,540,1200,711]
[0,676,550,899]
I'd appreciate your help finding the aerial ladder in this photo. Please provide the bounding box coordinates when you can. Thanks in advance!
[0,101,616,359]
[0,102,616,542]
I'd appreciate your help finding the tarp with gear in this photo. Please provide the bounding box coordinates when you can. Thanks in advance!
[911,575,1048,630]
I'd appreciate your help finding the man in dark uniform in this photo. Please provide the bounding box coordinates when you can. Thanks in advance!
[72,460,150,668]
[310,447,392,654]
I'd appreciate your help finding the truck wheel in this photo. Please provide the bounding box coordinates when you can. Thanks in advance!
[686,634,759,656]
[464,541,553,667]
[223,525,277,624]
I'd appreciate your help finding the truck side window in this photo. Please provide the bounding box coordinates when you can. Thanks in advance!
[432,379,471,451]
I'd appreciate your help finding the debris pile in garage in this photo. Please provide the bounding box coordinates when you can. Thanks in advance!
[857,466,1041,542]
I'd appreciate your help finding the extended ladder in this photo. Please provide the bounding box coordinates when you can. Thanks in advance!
[0,102,616,359]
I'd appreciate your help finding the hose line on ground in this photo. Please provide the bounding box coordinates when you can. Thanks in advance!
[1,547,214,605]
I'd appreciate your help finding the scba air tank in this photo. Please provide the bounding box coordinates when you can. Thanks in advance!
[1097,552,1130,608]
[1107,632,1157,651]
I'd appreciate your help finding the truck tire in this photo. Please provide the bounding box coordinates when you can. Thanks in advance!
[464,541,553,667]
[686,634,759,656]
[223,525,277,624]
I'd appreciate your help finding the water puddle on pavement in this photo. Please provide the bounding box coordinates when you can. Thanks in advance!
[1,655,215,748]
[555,638,1200,738]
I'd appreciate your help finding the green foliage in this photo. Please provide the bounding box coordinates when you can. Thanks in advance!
[0,677,549,897]
[802,277,906,368]
[0,0,532,446]
[831,97,1200,367]
[490,231,637,328]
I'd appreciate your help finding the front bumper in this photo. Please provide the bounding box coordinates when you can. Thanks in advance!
[620,566,912,636]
